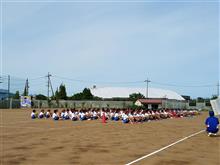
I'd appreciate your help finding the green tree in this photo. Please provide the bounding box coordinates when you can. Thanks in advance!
[55,84,67,100]
[71,93,83,100]
[13,91,20,99]
[189,99,196,106]
[70,88,94,100]
[211,95,218,100]
[129,93,145,102]
[82,88,93,100]
[35,94,47,100]
[197,97,204,103]
[54,88,59,100]
[59,84,67,100]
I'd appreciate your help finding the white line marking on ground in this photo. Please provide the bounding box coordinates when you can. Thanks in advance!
[125,129,205,165]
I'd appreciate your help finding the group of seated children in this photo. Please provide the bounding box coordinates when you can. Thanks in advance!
[31,108,200,124]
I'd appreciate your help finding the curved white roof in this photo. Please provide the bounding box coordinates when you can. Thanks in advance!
[90,87,184,100]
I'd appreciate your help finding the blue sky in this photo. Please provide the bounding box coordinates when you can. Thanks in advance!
[1,0,219,98]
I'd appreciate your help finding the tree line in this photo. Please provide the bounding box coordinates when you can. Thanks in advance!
[12,84,102,101]
[12,83,218,102]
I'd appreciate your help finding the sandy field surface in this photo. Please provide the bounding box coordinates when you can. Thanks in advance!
[0,109,219,165]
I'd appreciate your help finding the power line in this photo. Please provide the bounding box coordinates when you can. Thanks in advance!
[3,1,219,4]
[1,73,218,96]
[29,76,46,80]
[53,75,216,88]
[2,75,45,80]
[151,81,216,88]
[53,75,144,84]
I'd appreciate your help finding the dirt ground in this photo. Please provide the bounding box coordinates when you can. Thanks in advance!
[0,109,219,165]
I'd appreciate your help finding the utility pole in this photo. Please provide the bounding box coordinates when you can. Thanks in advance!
[47,72,51,100]
[49,77,55,98]
[26,78,29,96]
[8,75,10,99]
[144,78,151,99]
[217,81,219,97]
[46,72,54,100]
[8,75,11,109]
[23,78,29,96]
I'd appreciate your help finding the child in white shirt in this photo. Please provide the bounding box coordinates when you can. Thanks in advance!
[31,110,37,119]
[38,110,45,119]
[52,110,59,120]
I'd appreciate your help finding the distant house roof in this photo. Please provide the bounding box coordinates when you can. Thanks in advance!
[90,87,184,100]
[137,99,162,104]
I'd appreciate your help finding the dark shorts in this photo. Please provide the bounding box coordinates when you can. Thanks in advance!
[39,115,44,119]
[80,116,86,120]
[53,116,59,120]
[65,116,70,120]
[72,117,77,121]
[207,128,219,134]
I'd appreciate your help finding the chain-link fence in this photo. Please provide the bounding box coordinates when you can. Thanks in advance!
[0,98,212,110]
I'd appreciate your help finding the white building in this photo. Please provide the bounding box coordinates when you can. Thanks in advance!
[90,87,186,109]
[90,87,184,100]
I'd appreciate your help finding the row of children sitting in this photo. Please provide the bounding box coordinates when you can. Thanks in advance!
[31,108,200,123]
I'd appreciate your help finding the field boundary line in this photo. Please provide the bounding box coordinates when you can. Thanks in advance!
[125,129,205,165]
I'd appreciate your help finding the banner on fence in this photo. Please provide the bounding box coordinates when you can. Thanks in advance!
[20,96,32,108]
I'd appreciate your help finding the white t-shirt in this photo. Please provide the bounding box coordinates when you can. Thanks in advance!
[31,112,36,117]
[68,111,73,118]
[122,114,128,120]
[135,114,140,117]
[80,112,85,118]
[128,113,133,117]
[110,112,114,117]
[93,112,97,117]
[145,113,149,117]
[52,113,58,119]
[61,112,65,118]
[39,112,44,117]
[64,112,69,117]
[72,113,76,118]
